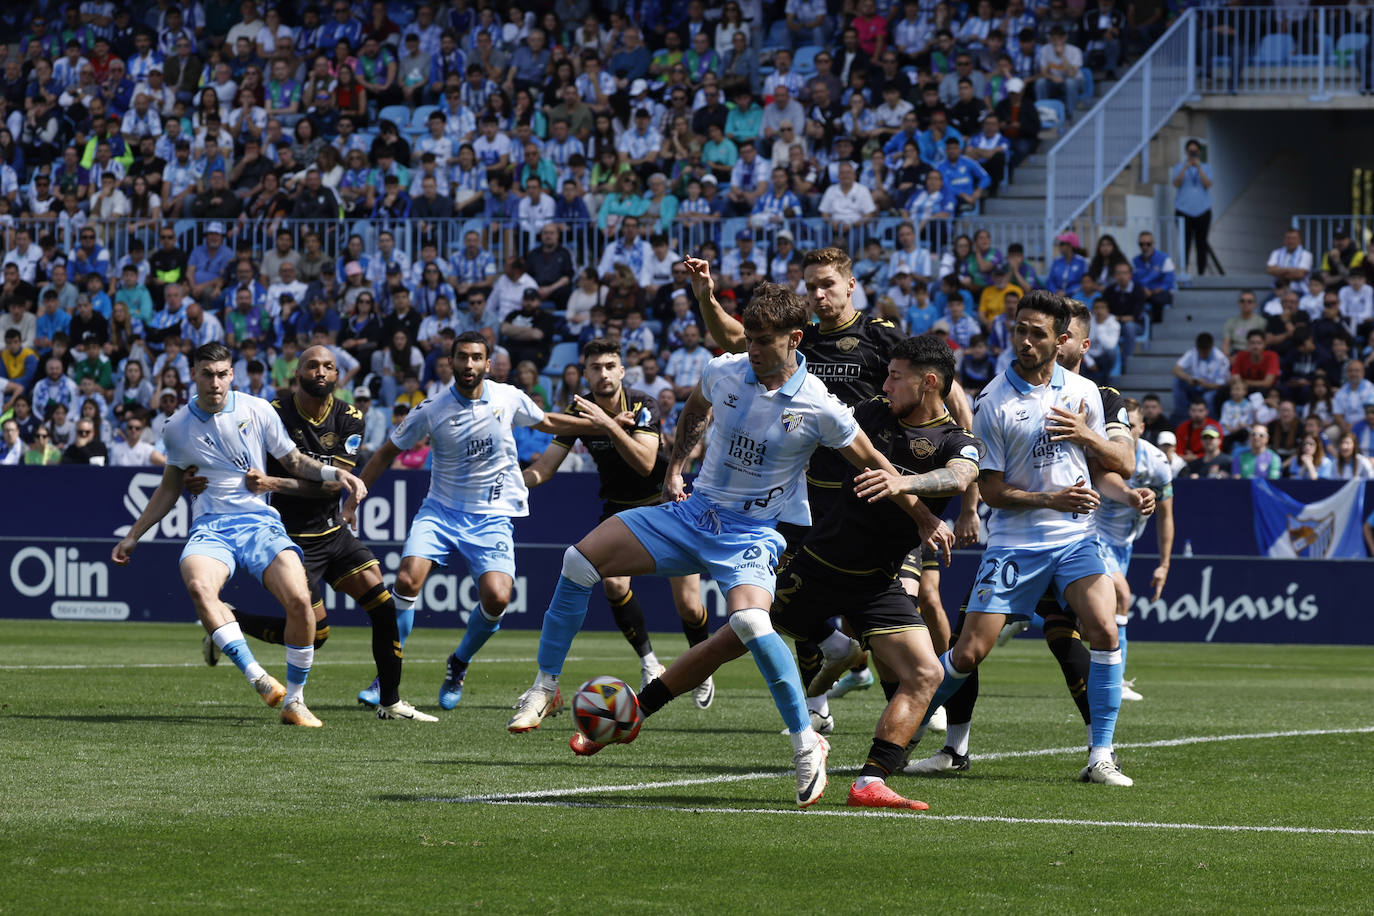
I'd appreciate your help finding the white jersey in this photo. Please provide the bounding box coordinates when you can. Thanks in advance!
[974,363,1106,548]
[162,393,296,521]
[1096,437,1173,547]
[694,353,859,521]
[390,380,544,516]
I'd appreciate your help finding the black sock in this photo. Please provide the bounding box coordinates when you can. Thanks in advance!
[796,639,823,690]
[609,589,653,657]
[859,737,906,781]
[944,665,979,726]
[1044,619,1092,725]
[880,679,899,702]
[680,608,710,647]
[361,584,403,707]
[638,678,675,717]
[233,610,286,645]
[312,615,330,650]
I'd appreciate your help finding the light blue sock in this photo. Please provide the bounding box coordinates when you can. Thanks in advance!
[455,607,502,665]
[220,637,257,675]
[743,631,809,734]
[1088,648,1124,748]
[211,622,260,677]
[922,651,972,726]
[1116,617,1129,670]
[536,575,592,676]
[394,593,416,648]
[285,644,312,686]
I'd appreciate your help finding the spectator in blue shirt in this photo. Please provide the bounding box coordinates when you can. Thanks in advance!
[186,222,235,306]
[936,138,991,214]
[505,29,551,93]
[68,227,110,283]
[1047,231,1090,298]
[318,3,364,52]
[1132,230,1176,323]
[610,28,652,89]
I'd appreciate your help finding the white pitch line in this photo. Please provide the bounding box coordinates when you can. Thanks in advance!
[429,726,1374,805]
[485,799,1374,837]
[0,655,616,671]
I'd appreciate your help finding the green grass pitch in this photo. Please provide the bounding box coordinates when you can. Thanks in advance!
[1,620,1371,913]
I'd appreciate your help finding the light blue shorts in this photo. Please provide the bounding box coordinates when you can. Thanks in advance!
[403,498,516,579]
[965,537,1109,619]
[616,493,787,596]
[1100,540,1132,576]
[182,511,302,581]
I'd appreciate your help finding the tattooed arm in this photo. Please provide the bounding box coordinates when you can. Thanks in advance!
[853,459,979,500]
[278,448,368,505]
[663,383,712,502]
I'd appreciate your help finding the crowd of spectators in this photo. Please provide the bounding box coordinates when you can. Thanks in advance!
[1144,224,1374,481]
[0,0,1179,470]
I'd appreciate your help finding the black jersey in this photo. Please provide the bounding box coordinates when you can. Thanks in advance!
[801,312,907,486]
[803,399,984,581]
[266,394,366,537]
[552,387,665,507]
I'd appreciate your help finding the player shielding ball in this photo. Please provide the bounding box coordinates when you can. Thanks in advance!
[510,339,714,733]
[355,332,599,711]
[516,284,952,808]
[112,343,368,727]
[196,346,435,721]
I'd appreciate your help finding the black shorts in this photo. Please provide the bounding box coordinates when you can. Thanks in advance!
[599,495,660,524]
[778,478,845,554]
[294,527,380,605]
[897,545,941,583]
[772,552,925,649]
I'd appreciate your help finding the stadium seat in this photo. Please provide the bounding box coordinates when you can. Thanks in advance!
[1293,35,1333,66]
[1036,99,1065,128]
[876,216,904,248]
[407,105,440,137]
[765,19,792,52]
[1251,33,1294,65]
[378,105,412,129]
[1334,33,1369,65]
[173,218,197,247]
[548,341,581,373]
[793,45,822,77]
[721,217,750,245]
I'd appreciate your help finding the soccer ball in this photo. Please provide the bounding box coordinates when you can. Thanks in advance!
[572,676,643,745]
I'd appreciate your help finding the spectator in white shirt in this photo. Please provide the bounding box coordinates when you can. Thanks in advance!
[1084,298,1120,383]
[818,161,876,233]
[1332,358,1374,433]
[1339,271,1373,335]
[489,256,540,322]
[664,324,711,401]
[109,415,166,466]
[1266,227,1314,293]
[1172,331,1232,421]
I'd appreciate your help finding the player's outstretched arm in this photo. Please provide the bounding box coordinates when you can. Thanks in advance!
[664,383,712,500]
[945,378,974,431]
[1089,459,1149,512]
[358,441,402,489]
[523,441,570,488]
[243,467,344,497]
[839,431,955,562]
[534,410,605,437]
[979,469,1101,513]
[1151,493,1174,600]
[278,448,368,505]
[685,255,746,353]
[112,464,187,565]
[565,393,658,477]
[853,460,978,501]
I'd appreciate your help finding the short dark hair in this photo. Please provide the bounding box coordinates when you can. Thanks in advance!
[451,330,491,358]
[1247,328,1265,340]
[892,333,956,398]
[193,342,232,365]
[1016,289,1070,336]
[1196,332,1214,350]
[582,338,622,362]
[741,283,808,334]
[1066,299,1091,331]
[1142,393,1160,404]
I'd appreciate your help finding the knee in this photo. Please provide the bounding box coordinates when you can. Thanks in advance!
[914,657,944,693]
[602,577,629,602]
[184,577,219,610]
[561,544,602,588]
[479,582,511,612]
[395,570,420,597]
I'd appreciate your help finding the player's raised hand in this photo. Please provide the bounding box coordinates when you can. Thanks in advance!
[1150,564,1169,601]
[337,468,368,505]
[111,535,137,566]
[1134,487,1157,516]
[682,255,715,303]
[853,467,910,502]
[1046,400,1091,444]
[571,394,618,431]
[1047,478,1100,513]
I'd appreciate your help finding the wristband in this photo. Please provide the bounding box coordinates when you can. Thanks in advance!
[320,465,338,482]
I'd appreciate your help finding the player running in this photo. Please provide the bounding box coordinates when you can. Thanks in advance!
[355,332,599,711]
[697,246,976,732]
[911,291,1135,786]
[909,299,1146,775]
[510,339,714,732]
[769,334,982,810]
[516,282,953,808]
[196,346,436,722]
[112,343,368,727]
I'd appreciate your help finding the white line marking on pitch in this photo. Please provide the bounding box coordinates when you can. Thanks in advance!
[484,799,1374,836]
[0,655,617,671]
[426,726,1374,805]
